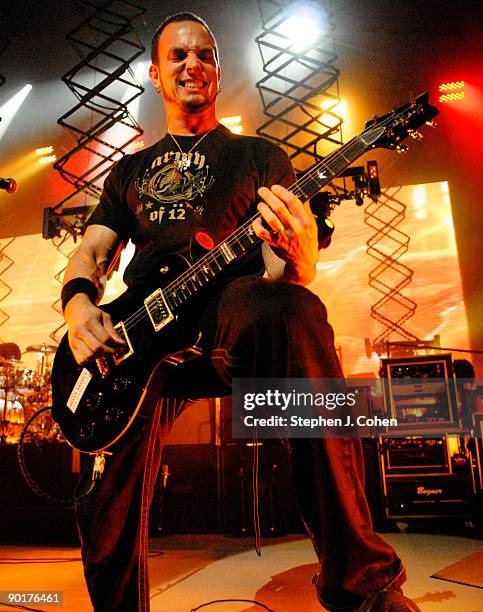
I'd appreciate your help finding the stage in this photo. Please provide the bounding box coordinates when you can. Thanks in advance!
[1,533,482,611]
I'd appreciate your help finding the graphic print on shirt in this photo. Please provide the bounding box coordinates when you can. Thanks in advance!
[134,149,214,224]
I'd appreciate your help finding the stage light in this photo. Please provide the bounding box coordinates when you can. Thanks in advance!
[220,115,244,134]
[278,2,328,52]
[104,61,145,155]
[438,81,465,103]
[366,160,381,200]
[0,84,33,142]
[439,92,465,103]
[38,155,57,165]
[320,98,345,128]
[35,146,54,156]
[439,81,464,92]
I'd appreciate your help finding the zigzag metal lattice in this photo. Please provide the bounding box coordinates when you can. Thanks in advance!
[53,0,146,208]
[49,235,77,345]
[46,0,146,343]
[255,0,343,172]
[0,36,11,340]
[0,238,15,342]
[364,187,419,351]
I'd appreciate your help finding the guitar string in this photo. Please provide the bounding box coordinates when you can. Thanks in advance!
[119,103,421,333]
[117,102,428,334]
[136,100,416,301]
[119,131,372,329]
[163,97,434,299]
[119,123,383,331]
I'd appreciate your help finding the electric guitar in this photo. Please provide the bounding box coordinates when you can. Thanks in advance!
[51,93,439,453]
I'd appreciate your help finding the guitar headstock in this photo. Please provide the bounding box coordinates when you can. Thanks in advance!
[362,92,439,151]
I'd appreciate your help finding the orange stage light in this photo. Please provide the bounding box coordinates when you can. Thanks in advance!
[38,155,57,165]
[35,146,54,156]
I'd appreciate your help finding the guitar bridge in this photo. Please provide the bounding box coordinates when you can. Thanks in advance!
[144,288,174,332]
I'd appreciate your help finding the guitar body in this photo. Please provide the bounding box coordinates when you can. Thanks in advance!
[51,253,203,453]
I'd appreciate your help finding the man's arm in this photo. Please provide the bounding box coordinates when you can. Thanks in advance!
[254,184,319,286]
[63,224,125,365]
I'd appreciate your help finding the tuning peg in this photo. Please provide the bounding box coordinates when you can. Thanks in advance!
[396,144,409,153]
[409,129,423,140]
[425,120,437,128]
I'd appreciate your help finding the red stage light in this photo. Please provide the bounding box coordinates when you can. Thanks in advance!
[438,81,465,103]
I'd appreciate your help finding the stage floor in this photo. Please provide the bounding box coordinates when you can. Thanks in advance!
[0,533,482,611]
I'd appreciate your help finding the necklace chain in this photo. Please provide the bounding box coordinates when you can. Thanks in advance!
[168,128,215,172]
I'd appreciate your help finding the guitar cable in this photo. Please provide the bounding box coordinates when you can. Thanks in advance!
[17,406,96,505]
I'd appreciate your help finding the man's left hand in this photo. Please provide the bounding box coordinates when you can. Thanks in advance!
[252,184,319,286]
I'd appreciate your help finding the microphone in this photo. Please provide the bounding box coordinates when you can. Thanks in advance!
[0,178,18,194]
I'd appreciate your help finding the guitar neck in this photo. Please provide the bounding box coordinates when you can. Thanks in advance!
[162,130,381,308]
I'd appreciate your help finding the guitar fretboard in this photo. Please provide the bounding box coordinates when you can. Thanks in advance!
[162,132,372,309]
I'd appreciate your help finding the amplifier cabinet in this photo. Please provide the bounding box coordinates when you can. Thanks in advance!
[0,442,79,544]
[221,442,303,536]
[381,436,450,474]
[383,474,475,519]
[380,354,457,432]
[378,434,477,520]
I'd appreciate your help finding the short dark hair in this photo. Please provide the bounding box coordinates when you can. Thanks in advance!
[150,12,219,65]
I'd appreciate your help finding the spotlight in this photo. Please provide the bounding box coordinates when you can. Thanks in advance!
[220,115,244,134]
[278,2,328,52]
[0,177,17,193]
[38,155,57,165]
[320,98,345,127]
[439,92,465,103]
[35,146,54,156]
[0,84,33,141]
[439,80,464,92]
[438,81,465,103]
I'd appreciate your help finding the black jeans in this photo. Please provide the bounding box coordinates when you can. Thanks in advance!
[76,277,405,611]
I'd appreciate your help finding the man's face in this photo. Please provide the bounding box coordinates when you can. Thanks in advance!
[150,20,220,114]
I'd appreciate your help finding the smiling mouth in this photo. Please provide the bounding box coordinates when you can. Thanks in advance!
[179,80,206,90]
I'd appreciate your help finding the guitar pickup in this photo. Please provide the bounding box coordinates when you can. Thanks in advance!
[144,288,174,332]
[113,321,134,365]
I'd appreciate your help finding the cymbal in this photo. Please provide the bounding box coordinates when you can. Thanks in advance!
[26,344,57,354]
[0,358,23,367]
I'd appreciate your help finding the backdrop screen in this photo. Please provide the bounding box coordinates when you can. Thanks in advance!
[0,181,469,374]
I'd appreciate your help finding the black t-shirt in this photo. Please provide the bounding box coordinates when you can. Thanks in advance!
[87,124,295,289]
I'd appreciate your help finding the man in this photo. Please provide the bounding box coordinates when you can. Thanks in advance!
[61,12,420,612]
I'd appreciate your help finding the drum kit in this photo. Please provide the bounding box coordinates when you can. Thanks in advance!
[0,343,59,444]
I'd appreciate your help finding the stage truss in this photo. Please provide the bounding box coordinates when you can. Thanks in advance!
[41,0,146,342]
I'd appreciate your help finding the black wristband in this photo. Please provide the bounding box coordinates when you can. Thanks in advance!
[61,278,98,312]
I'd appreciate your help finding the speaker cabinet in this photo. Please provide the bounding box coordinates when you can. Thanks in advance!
[150,444,219,535]
[0,443,79,544]
[221,442,303,536]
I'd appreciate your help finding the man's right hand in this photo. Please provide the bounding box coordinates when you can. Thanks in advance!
[64,293,125,365]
